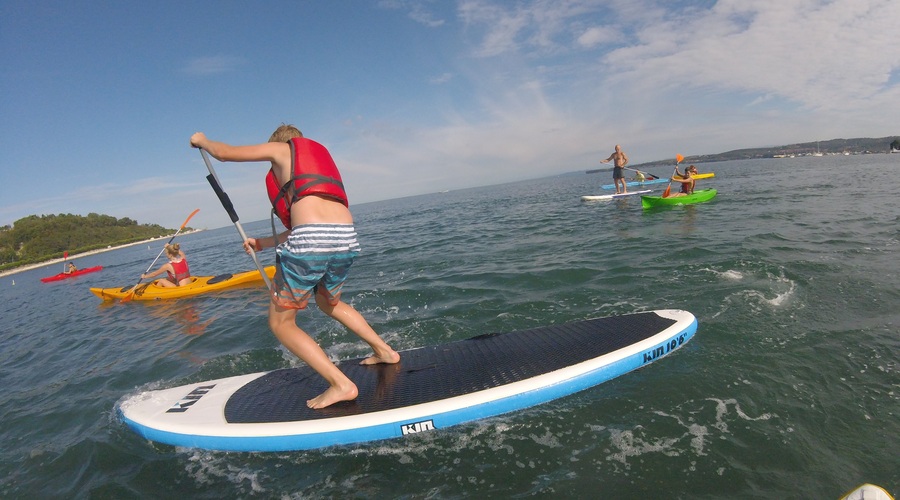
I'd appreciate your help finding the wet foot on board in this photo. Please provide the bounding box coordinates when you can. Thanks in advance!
[359,350,401,366]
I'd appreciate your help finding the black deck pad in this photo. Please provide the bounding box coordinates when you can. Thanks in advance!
[207,273,234,285]
[224,312,675,423]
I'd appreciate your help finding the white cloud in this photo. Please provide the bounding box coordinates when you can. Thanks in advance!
[183,55,245,76]
[576,26,617,48]
[602,0,900,112]
[430,72,454,84]
[378,0,446,27]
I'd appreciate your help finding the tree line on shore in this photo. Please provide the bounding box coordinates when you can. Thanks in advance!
[631,136,900,168]
[0,213,178,271]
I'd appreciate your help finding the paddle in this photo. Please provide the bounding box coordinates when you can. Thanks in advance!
[662,154,685,198]
[199,148,273,291]
[62,251,68,273]
[121,208,200,302]
[624,167,659,180]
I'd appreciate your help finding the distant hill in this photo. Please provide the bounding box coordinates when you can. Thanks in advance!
[0,213,179,271]
[585,136,900,173]
[633,136,900,168]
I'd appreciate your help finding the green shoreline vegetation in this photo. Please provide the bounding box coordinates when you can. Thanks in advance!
[0,213,181,273]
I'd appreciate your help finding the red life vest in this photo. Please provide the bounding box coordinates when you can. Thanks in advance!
[167,258,190,284]
[680,177,695,194]
[266,137,349,229]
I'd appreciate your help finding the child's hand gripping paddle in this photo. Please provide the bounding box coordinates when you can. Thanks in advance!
[662,154,685,198]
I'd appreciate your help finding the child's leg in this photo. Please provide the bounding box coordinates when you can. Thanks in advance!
[268,301,359,409]
[315,293,400,366]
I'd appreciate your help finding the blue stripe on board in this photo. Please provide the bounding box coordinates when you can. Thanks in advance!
[600,178,670,189]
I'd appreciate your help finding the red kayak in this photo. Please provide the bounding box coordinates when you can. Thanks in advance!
[40,266,103,283]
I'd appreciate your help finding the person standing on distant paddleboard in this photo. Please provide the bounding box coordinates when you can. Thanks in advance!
[601,144,629,194]
[190,125,400,410]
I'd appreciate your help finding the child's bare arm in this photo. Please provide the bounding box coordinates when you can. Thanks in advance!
[190,132,289,165]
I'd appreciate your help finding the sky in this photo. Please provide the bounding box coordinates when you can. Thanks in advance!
[2,0,899,230]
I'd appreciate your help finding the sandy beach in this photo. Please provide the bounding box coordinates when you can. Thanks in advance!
[0,230,204,278]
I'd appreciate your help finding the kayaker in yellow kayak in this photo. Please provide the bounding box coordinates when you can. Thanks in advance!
[668,164,699,197]
[141,243,192,287]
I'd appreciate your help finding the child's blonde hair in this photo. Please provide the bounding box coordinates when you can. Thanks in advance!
[269,123,303,143]
[165,243,181,258]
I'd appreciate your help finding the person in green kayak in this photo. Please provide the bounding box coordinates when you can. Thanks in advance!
[141,243,192,287]
[668,164,699,197]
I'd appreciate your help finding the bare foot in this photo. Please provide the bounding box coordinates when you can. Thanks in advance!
[359,349,400,365]
[307,383,359,409]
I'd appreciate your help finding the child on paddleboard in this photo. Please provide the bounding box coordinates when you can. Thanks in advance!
[190,125,399,409]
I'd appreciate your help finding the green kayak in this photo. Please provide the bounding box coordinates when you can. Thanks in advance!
[641,189,717,210]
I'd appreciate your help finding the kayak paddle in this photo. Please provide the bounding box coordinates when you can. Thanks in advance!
[199,148,273,291]
[662,154,685,198]
[121,208,200,302]
[624,167,659,180]
[62,251,68,273]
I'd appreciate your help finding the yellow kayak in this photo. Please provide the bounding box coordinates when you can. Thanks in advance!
[90,266,276,301]
[677,172,714,180]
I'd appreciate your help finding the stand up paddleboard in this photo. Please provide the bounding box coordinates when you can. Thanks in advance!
[600,172,715,190]
[581,189,652,202]
[119,309,697,451]
[839,483,894,500]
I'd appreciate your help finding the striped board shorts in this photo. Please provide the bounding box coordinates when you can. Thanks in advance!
[272,224,361,310]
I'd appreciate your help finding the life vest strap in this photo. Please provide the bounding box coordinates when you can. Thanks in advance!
[273,174,346,207]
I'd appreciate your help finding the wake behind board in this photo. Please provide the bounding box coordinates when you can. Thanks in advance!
[119,309,697,452]
[582,189,652,202]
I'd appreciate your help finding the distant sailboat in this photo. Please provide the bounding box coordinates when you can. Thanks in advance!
[812,141,824,157]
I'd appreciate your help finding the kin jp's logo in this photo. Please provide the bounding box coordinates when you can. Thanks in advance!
[642,334,687,364]
[166,384,216,413]
[400,419,435,435]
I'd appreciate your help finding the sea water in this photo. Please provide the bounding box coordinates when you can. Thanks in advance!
[0,154,897,498]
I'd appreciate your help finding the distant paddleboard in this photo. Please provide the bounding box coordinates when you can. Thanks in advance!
[581,189,652,202]
[839,483,894,500]
[601,172,715,190]
[119,310,697,452]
